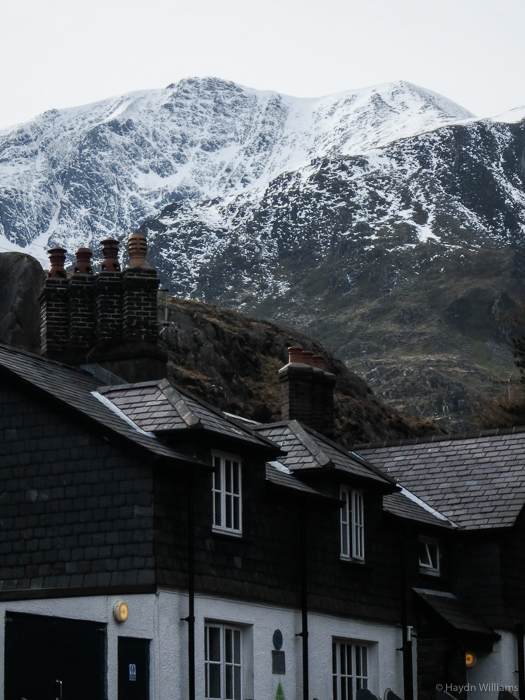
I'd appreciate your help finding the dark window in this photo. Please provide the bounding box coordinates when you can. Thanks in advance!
[212,453,242,534]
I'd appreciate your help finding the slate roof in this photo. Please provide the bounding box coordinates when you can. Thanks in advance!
[254,421,395,488]
[414,588,498,638]
[358,431,525,529]
[383,492,455,529]
[265,461,340,503]
[0,344,202,468]
[99,379,276,450]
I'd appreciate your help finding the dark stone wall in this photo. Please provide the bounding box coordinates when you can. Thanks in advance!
[453,534,503,627]
[0,372,412,625]
[500,509,525,627]
[0,377,156,591]
[154,451,403,622]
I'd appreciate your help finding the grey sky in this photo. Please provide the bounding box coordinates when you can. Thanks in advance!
[2,0,525,130]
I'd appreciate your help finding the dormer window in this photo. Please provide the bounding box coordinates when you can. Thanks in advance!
[419,537,440,575]
[212,453,242,535]
[340,487,365,562]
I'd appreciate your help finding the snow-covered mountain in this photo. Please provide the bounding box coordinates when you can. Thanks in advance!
[2,77,525,430]
[0,77,474,264]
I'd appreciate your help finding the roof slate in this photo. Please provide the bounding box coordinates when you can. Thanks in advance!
[383,492,455,529]
[99,378,274,449]
[255,421,394,487]
[265,462,339,502]
[0,344,202,467]
[414,588,496,636]
[359,432,525,529]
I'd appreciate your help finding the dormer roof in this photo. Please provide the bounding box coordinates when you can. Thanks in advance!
[254,420,395,488]
[98,378,278,452]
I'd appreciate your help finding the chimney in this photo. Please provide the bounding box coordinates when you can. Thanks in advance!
[39,248,69,357]
[39,232,167,382]
[279,346,336,436]
[122,231,159,344]
[95,239,123,346]
[86,230,167,382]
[68,247,96,355]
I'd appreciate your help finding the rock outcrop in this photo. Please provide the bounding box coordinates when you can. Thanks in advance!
[0,253,46,353]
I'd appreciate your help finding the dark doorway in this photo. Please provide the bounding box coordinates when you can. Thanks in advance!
[4,610,106,700]
[118,636,150,700]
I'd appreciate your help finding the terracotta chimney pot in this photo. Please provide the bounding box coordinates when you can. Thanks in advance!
[288,346,304,364]
[128,232,148,268]
[312,354,325,370]
[301,350,315,366]
[48,248,68,278]
[100,239,121,272]
[74,247,93,274]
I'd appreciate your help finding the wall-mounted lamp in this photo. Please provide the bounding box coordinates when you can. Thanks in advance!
[113,600,129,623]
[465,651,477,668]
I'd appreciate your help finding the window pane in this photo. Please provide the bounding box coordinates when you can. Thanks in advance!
[234,665,241,700]
[352,492,365,560]
[233,629,241,663]
[209,665,221,699]
[207,627,221,661]
[419,540,439,571]
[214,491,221,526]
[226,665,233,699]
[226,493,233,529]
[233,495,240,531]
[225,628,232,663]
[233,462,240,494]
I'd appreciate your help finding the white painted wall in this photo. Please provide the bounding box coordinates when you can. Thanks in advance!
[467,630,519,700]
[0,593,157,699]
[0,591,405,700]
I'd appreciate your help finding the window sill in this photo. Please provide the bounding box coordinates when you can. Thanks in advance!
[210,529,252,544]
[340,557,374,571]
[212,526,243,538]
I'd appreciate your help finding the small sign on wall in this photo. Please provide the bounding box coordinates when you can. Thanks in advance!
[129,664,137,682]
[272,650,286,674]
[272,629,286,674]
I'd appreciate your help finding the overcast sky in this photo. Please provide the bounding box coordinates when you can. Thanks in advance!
[2,0,525,130]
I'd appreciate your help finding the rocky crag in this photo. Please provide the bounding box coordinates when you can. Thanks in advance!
[0,252,439,445]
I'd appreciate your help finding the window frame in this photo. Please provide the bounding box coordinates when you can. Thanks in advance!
[205,623,243,700]
[340,487,365,562]
[418,536,440,576]
[332,639,369,700]
[212,452,242,535]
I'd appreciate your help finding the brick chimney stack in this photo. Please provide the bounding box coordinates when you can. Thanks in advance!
[122,232,159,344]
[279,346,336,436]
[68,247,96,354]
[40,248,69,357]
[96,239,123,346]
[39,232,167,382]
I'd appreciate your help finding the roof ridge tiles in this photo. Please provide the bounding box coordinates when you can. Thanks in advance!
[288,420,333,468]
[99,378,164,393]
[161,384,201,428]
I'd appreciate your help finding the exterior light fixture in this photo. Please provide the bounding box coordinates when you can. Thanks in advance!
[465,651,477,668]
[113,600,129,623]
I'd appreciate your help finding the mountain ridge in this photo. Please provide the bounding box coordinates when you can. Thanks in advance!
[0,77,477,264]
[2,77,525,429]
